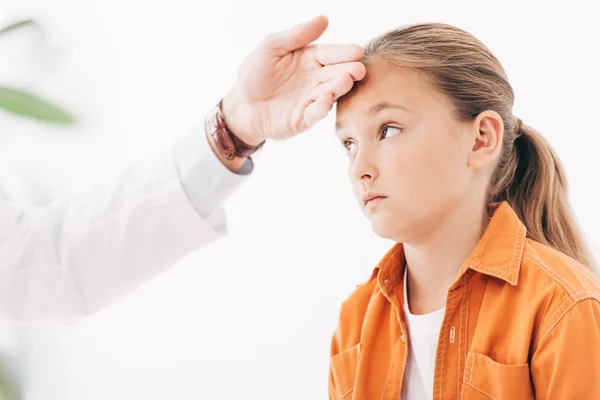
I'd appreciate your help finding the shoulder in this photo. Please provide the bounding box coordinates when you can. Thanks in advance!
[520,239,600,348]
[521,239,600,301]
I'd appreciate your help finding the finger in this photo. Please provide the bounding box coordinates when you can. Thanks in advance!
[315,62,366,84]
[267,15,329,54]
[310,74,356,103]
[303,95,334,128]
[302,74,355,127]
[313,44,364,65]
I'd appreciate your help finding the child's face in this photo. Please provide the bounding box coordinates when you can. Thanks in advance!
[335,57,479,243]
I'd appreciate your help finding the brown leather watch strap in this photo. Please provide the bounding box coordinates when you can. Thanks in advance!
[206,100,264,160]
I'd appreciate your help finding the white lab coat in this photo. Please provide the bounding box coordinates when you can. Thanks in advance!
[0,127,250,321]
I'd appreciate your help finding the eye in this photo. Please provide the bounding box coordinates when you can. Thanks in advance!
[342,140,357,155]
[380,125,403,139]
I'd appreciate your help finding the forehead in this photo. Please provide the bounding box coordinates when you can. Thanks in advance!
[335,57,442,124]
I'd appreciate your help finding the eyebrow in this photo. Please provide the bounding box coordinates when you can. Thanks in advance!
[335,101,411,132]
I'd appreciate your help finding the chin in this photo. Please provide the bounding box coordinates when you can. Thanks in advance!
[370,216,406,242]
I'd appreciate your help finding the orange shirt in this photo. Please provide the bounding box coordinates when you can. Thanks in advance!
[329,201,600,399]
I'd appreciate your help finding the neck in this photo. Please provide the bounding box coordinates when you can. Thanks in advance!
[403,200,490,315]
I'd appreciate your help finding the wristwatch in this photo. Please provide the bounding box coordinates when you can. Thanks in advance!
[206,99,265,161]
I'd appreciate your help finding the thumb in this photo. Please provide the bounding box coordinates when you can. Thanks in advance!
[270,15,329,53]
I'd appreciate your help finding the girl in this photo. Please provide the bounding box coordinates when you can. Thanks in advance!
[329,23,600,399]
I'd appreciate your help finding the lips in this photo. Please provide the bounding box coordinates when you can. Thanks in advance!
[363,193,387,206]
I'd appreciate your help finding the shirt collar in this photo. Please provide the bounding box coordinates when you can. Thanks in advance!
[371,201,527,296]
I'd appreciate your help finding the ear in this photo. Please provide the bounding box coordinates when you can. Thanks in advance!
[468,110,504,170]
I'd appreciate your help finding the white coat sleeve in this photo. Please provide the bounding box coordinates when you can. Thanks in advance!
[0,125,252,321]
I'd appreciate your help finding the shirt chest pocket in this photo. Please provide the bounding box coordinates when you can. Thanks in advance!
[460,352,534,400]
[330,343,361,399]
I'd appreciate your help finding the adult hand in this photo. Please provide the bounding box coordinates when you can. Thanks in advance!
[222,15,366,146]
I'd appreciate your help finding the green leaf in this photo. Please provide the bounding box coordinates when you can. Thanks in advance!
[0,19,35,37]
[0,86,75,125]
[0,354,21,400]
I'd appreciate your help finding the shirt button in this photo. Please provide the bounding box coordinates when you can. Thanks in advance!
[400,333,406,343]
[384,278,389,284]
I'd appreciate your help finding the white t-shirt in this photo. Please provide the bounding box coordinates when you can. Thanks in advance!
[400,268,445,400]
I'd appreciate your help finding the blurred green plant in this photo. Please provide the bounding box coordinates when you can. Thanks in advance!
[0,19,75,125]
[1,17,72,400]
[0,353,20,400]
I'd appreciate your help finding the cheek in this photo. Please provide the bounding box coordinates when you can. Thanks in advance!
[418,136,468,201]
[386,133,466,203]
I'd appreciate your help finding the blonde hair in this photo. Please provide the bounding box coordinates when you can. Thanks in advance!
[363,23,597,272]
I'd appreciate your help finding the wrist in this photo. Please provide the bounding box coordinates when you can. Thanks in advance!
[205,123,249,174]
[221,88,265,147]
[204,95,263,174]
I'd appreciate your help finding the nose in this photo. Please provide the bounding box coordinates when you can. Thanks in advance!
[350,147,379,183]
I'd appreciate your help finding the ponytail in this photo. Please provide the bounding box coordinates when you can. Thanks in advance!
[489,117,597,272]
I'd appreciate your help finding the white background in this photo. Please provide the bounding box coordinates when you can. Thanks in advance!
[1,0,599,399]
